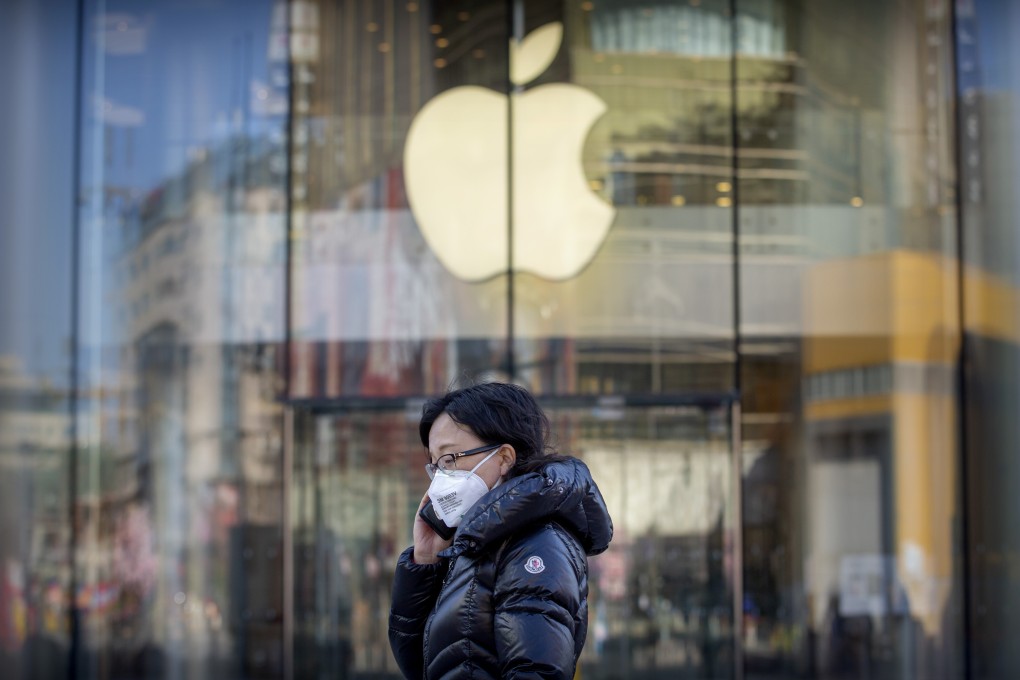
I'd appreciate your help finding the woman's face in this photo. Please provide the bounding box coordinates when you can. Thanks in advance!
[427,412,514,488]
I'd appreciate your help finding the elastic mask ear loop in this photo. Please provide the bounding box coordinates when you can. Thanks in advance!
[468,448,501,475]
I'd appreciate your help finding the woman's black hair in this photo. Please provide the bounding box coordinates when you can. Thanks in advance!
[419,382,569,477]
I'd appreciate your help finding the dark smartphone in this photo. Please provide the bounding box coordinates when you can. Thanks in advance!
[419,499,456,540]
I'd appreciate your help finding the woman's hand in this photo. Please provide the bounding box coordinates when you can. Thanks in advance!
[413,493,453,564]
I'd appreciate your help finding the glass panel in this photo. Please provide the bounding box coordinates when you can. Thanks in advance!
[76,1,287,677]
[957,1,1020,677]
[0,0,78,676]
[288,0,512,400]
[736,0,963,677]
[570,403,736,679]
[292,400,735,679]
[291,408,416,678]
[514,0,737,396]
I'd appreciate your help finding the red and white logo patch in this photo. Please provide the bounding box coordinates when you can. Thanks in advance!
[524,555,545,574]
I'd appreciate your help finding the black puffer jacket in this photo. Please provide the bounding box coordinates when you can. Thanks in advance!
[389,457,613,679]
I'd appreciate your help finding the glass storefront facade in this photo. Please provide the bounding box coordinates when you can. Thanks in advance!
[1,0,1019,678]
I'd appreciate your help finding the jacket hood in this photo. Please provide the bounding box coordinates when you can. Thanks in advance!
[442,457,613,558]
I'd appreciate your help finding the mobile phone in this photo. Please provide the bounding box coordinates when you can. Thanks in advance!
[419,499,456,540]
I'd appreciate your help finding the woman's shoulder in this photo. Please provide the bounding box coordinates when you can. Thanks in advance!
[499,520,586,567]
[491,521,586,595]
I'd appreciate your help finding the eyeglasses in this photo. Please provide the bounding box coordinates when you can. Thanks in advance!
[425,443,502,479]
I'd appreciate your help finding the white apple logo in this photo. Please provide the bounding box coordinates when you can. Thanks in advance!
[403,22,615,282]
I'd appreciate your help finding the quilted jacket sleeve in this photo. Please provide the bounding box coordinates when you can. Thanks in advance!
[493,525,585,679]
[388,545,446,679]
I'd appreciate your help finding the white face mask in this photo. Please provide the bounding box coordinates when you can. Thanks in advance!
[426,449,501,527]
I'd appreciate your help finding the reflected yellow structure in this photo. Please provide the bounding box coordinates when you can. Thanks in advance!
[803,252,959,635]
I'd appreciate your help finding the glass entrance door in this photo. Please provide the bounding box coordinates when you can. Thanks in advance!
[289,397,737,679]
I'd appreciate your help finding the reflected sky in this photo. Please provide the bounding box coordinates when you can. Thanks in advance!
[972,0,1020,90]
[89,1,282,191]
[1,0,282,379]
[0,0,77,381]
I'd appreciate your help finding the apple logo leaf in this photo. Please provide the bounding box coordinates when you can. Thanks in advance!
[510,22,563,87]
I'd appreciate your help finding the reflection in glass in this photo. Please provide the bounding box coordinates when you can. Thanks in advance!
[0,0,78,676]
[736,0,963,677]
[573,404,735,679]
[958,1,1020,676]
[289,0,512,400]
[75,1,288,677]
[517,0,738,395]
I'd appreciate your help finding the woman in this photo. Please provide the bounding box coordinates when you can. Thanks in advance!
[388,382,613,679]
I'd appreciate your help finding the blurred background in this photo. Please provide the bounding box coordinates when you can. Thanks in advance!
[1,0,1018,678]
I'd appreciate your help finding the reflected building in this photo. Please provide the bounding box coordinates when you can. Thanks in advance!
[0,356,71,668]
[110,131,289,676]
[3,0,1020,679]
